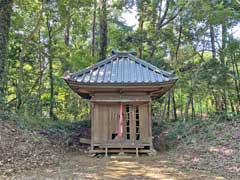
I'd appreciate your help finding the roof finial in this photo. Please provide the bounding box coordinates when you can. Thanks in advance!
[111,49,137,56]
[111,49,118,55]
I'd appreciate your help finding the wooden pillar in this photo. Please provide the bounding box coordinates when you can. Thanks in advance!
[149,101,153,150]
[90,102,94,151]
[105,146,108,157]
[136,147,139,157]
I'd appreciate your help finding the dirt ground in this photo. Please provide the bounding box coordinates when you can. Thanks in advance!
[3,151,231,180]
[0,117,239,180]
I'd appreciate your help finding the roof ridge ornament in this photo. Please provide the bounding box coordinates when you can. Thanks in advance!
[111,49,137,56]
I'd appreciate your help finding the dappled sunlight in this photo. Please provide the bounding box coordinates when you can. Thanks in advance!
[101,156,223,180]
[10,153,230,180]
[209,146,235,156]
[225,166,240,173]
[104,159,178,180]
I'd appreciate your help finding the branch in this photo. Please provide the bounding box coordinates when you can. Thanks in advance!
[20,4,44,60]
[175,22,182,62]
[21,63,48,105]
[157,0,169,28]
[158,8,182,29]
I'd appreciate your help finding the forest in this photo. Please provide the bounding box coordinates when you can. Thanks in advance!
[0,0,240,179]
[0,0,240,121]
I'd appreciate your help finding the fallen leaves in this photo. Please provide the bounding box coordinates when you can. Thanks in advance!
[0,121,62,176]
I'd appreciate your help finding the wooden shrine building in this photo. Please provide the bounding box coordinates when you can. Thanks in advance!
[64,50,177,155]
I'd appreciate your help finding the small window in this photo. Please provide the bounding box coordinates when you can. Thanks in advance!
[136,121,139,127]
[112,133,118,140]
[127,134,130,140]
[136,134,140,140]
[136,127,139,133]
[136,114,139,120]
[136,106,139,114]
[135,105,140,141]
[126,105,129,112]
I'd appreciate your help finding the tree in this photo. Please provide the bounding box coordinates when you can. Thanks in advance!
[99,0,108,60]
[0,0,12,106]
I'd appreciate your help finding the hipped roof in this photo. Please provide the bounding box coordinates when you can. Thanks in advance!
[64,51,178,99]
[65,51,177,85]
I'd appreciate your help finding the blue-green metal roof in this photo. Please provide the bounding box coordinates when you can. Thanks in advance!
[65,51,177,85]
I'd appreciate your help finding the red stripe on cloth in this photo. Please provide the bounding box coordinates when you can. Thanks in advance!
[118,103,123,138]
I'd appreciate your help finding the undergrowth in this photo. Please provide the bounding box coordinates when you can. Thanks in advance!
[152,113,240,151]
[0,110,90,133]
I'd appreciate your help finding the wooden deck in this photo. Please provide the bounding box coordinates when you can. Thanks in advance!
[90,143,152,157]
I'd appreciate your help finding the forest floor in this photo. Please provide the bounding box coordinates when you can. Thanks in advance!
[0,113,239,180]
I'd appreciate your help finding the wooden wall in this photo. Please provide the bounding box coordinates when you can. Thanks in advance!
[91,99,152,146]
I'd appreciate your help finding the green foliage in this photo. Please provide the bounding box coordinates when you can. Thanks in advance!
[1,0,240,123]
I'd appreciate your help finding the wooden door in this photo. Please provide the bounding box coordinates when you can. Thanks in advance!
[92,103,109,144]
[122,104,149,143]
[95,103,150,144]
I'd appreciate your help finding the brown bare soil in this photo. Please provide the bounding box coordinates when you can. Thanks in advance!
[0,120,239,180]
[0,121,63,176]
[5,153,232,180]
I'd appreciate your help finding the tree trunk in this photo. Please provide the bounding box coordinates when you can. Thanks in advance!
[46,15,55,120]
[162,94,168,121]
[175,23,182,62]
[220,23,227,111]
[231,53,240,112]
[99,0,107,61]
[35,30,43,115]
[64,13,71,46]
[0,0,12,107]
[172,88,177,121]
[185,90,193,120]
[166,91,171,120]
[213,94,219,112]
[180,88,183,119]
[210,25,216,59]
[91,0,97,59]
[229,98,235,113]
[191,92,195,119]
[17,4,43,109]
[137,1,144,59]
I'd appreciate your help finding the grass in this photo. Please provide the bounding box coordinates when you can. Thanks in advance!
[0,110,90,133]
[1,110,239,179]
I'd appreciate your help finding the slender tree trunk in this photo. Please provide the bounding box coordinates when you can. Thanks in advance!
[175,22,182,62]
[229,98,235,113]
[46,16,55,120]
[162,94,168,121]
[99,0,107,61]
[210,25,216,59]
[17,4,43,109]
[185,90,193,120]
[17,52,24,110]
[137,1,144,59]
[180,88,183,119]
[231,53,240,112]
[213,94,219,112]
[200,99,203,120]
[220,23,227,111]
[167,91,171,120]
[0,0,12,107]
[191,93,195,119]
[64,14,71,46]
[220,24,227,64]
[35,30,43,115]
[91,0,97,59]
[172,88,177,121]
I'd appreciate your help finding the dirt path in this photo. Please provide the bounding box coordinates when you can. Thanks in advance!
[6,152,227,180]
